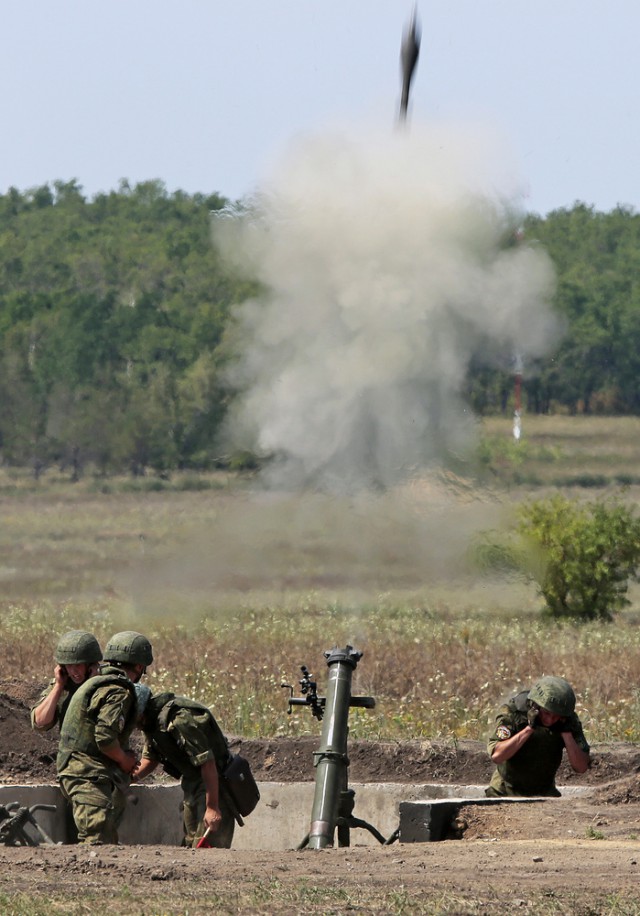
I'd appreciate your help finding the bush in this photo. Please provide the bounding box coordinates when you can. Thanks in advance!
[517,495,640,621]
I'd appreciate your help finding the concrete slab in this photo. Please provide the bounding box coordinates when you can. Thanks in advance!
[0,782,591,849]
[120,784,184,845]
[399,796,546,843]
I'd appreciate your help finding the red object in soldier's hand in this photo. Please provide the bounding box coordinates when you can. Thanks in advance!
[196,827,212,848]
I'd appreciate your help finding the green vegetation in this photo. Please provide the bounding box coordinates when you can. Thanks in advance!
[517,496,640,622]
[0,180,253,476]
[523,204,640,416]
[1,187,640,479]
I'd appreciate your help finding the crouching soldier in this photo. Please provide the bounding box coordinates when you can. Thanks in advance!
[31,630,103,731]
[56,631,153,844]
[132,688,235,848]
[486,675,590,798]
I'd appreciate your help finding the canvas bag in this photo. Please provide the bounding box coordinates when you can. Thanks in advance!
[220,753,260,817]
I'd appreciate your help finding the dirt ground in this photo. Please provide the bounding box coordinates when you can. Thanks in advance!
[3,678,640,914]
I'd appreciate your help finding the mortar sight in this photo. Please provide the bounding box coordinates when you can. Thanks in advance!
[281,647,375,722]
[281,664,325,720]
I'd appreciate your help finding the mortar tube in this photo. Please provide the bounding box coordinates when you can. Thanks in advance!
[307,647,361,850]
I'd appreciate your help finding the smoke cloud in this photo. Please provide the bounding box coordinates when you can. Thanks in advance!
[214,122,558,491]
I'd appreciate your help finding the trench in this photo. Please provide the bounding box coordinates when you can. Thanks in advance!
[0,782,590,849]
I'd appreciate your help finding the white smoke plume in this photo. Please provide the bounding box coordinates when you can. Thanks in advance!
[214,122,558,491]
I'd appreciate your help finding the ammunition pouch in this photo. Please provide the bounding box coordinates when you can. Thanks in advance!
[220,754,260,818]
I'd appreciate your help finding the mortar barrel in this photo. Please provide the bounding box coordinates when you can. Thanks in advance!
[307,646,360,849]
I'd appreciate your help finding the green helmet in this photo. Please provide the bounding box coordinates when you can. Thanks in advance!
[55,630,103,666]
[529,676,576,717]
[104,631,153,666]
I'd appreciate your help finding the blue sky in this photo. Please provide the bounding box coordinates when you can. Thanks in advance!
[3,1,638,216]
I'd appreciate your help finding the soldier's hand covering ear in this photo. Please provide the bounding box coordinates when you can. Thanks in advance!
[527,705,539,728]
[558,712,580,735]
[54,664,69,687]
[546,712,580,734]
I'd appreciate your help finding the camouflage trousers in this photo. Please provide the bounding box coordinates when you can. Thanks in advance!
[182,777,235,849]
[60,774,126,845]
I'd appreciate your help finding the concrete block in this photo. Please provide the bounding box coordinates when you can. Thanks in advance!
[237,783,488,850]
[119,784,184,845]
[399,795,548,843]
[1,782,591,849]
[0,785,65,844]
[0,783,185,846]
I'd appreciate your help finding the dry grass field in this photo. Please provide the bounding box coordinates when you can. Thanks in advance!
[481,413,640,488]
[2,415,640,743]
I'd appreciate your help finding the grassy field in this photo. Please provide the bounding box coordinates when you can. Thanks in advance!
[480,414,640,488]
[2,415,640,744]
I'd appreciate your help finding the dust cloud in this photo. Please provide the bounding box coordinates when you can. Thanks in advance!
[124,123,556,619]
[214,121,558,493]
[121,481,518,619]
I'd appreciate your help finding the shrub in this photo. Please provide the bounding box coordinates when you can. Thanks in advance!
[517,495,640,621]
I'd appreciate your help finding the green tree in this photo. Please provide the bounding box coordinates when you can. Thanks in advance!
[521,204,640,415]
[0,181,240,473]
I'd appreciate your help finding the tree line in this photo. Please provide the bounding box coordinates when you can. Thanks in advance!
[0,181,638,476]
[470,204,640,417]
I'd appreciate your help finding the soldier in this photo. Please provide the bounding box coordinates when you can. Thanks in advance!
[31,630,103,731]
[486,675,590,797]
[56,631,153,844]
[132,687,235,848]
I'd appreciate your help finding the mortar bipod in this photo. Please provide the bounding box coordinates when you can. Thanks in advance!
[282,645,397,848]
[0,802,58,846]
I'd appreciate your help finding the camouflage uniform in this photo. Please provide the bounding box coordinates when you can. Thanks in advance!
[30,680,79,732]
[140,693,235,848]
[33,682,84,841]
[486,689,590,797]
[57,666,137,844]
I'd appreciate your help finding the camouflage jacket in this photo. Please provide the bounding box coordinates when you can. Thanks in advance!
[141,693,229,784]
[30,679,79,732]
[57,666,137,780]
[487,690,590,797]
